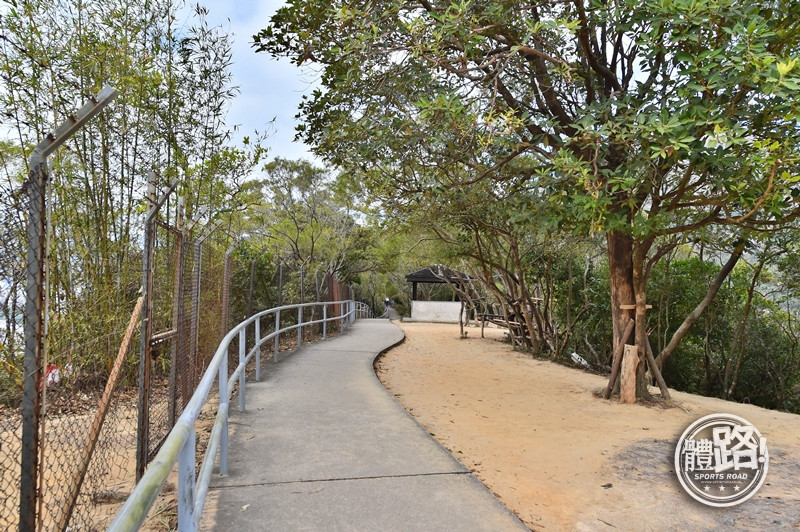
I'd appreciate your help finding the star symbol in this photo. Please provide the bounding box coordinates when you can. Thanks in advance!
[719,486,726,492]
[704,486,711,492]
[734,486,741,491]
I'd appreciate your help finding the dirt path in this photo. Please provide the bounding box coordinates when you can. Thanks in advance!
[375,322,800,531]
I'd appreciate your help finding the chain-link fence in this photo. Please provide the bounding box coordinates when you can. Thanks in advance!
[0,87,246,530]
[136,178,241,487]
[0,160,44,531]
[0,171,252,530]
[1,89,364,531]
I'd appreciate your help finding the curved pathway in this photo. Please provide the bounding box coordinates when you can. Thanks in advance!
[200,319,526,531]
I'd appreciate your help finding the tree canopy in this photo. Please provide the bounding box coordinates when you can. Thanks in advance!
[256,0,800,398]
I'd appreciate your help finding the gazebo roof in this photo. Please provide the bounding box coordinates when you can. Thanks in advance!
[405,265,472,284]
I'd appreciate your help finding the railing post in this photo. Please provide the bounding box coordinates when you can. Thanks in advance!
[218,359,229,476]
[239,329,246,413]
[177,430,196,532]
[297,306,303,347]
[255,318,261,381]
[322,304,327,340]
[274,309,280,363]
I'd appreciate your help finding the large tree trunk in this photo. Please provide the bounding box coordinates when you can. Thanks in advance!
[607,231,635,353]
[606,231,647,397]
[607,232,669,400]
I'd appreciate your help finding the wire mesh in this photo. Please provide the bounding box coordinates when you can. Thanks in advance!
[0,409,22,529]
[194,239,226,382]
[0,132,29,529]
[141,216,239,477]
[3,161,360,530]
[144,216,180,464]
[35,327,138,531]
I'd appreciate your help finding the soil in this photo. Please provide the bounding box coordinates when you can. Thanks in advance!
[375,321,800,531]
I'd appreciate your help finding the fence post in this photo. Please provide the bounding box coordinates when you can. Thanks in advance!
[177,430,196,532]
[297,306,303,347]
[274,309,281,363]
[20,157,46,532]
[136,175,157,481]
[322,304,327,340]
[239,329,246,413]
[221,241,236,351]
[255,317,261,382]
[21,88,119,525]
[135,174,181,480]
[218,360,229,476]
[169,196,185,429]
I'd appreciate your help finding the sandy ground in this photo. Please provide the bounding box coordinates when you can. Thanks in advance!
[375,322,800,531]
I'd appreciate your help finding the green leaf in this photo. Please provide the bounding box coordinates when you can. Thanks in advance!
[777,59,796,77]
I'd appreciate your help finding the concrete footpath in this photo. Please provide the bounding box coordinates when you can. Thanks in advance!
[200,319,527,531]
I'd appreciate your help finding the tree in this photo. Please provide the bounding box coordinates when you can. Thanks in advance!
[256,0,800,399]
[0,0,264,391]
[262,158,381,299]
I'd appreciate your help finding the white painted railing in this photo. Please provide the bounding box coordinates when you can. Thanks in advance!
[108,300,365,531]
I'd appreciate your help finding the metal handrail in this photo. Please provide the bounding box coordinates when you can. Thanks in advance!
[354,301,371,319]
[108,300,363,532]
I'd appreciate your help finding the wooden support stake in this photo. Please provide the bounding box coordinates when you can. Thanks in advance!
[603,319,635,399]
[620,344,638,404]
[645,339,671,400]
[55,296,144,531]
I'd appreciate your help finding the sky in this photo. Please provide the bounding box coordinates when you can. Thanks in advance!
[197,0,318,162]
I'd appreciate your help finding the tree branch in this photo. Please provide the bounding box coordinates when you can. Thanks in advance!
[655,241,745,366]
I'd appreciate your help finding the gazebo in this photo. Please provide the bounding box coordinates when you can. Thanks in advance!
[405,265,471,322]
